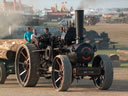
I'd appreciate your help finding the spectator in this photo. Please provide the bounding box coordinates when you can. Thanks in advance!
[31,29,40,43]
[60,27,66,40]
[24,27,33,44]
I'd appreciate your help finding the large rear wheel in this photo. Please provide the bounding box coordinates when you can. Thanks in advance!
[52,55,72,91]
[92,55,113,90]
[15,44,40,87]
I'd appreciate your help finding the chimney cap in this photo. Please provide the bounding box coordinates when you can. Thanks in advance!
[75,10,84,12]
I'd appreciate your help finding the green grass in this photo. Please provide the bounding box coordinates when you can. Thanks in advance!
[95,49,118,56]
[96,49,128,57]
[114,44,128,50]
[119,53,128,58]
[88,62,128,67]
[121,63,128,67]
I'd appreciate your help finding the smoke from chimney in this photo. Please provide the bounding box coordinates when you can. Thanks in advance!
[18,0,22,11]
[3,0,6,3]
[3,0,6,11]
[13,0,16,11]
[78,0,103,10]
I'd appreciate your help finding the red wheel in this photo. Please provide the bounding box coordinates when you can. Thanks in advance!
[52,55,72,91]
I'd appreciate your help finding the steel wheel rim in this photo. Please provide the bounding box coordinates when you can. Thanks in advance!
[53,57,63,88]
[0,67,2,80]
[17,47,30,84]
[94,60,105,87]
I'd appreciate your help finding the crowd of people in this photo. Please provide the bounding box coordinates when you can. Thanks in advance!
[24,27,66,44]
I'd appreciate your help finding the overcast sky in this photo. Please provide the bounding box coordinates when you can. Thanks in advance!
[1,0,128,9]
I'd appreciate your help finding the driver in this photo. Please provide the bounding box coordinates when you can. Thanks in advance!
[38,28,51,48]
[39,28,51,39]
[42,28,51,38]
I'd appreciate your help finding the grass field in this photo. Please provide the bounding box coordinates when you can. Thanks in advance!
[85,23,128,66]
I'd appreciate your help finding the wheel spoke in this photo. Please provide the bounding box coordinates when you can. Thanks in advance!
[54,69,60,73]
[56,59,61,68]
[19,62,24,65]
[96,78,100,85]
[23,70,29,82]
[27,58,30,62]
[21,52,28,60]
[55,76,62,83]
[100,61,104,68]
[100,75,104,81]
[99,78,103,86]
[20,70,26,76]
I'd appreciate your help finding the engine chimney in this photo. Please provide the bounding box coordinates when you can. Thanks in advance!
[75,10,84,44]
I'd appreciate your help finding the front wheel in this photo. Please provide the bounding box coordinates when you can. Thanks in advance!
[92,55,113,90]
[52,55,72,91]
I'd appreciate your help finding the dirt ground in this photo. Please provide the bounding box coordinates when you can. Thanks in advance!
[0,68,127,96]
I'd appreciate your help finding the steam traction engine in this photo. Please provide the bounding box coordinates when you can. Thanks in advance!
[15,10,113,91]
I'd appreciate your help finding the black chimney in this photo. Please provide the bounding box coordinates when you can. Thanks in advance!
[75,10,84,44]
